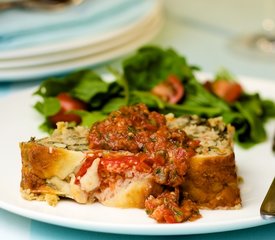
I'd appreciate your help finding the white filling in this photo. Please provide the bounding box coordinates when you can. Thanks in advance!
[79,158,101,192]
[47,176,70,195]
[69,174,88,203]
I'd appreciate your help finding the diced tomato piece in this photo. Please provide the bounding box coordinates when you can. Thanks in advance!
[163,209,177,223]
[49,92,87,125]
[151,75,184,104]
[211,80,243,103]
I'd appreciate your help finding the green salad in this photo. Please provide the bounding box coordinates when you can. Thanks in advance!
[34,46,275,148]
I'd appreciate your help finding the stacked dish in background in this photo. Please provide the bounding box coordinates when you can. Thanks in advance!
[0,0,164,81]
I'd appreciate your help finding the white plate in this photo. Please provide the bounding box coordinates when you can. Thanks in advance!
[0,3,163,69]
[0,14,163,81]
[0,0,162,59]
[0,74,275,235]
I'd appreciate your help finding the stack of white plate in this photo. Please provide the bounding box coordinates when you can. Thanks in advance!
[0,0,164,81]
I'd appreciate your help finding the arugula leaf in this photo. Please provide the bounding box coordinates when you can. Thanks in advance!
[71,76,109,102]
[183,77,230,112]
[234,99,267,142]
[215,68,236,82]
[123,46,198,91]
[260,99,275,120]
[102,97,127,113]
[234,103,266,147]
[71,110,106,127]
[129,91,166,109]
[88,82,122,108]
[163,102,224,117]
[33,97,60,116]
[38,120,55,134]
[34,70,90,97]
[107,67,129,104]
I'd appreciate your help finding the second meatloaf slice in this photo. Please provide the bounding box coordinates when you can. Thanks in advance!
[167,115,241,209]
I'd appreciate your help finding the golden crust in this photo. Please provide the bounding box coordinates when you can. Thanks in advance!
[20,140,85,194]
[183,152,241,209]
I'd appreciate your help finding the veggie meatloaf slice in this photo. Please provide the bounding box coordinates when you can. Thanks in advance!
[167,115,241,209]
[20,115,241,210]
[20,122,161,208]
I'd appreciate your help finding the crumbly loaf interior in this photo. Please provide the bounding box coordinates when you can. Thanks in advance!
[166,114,234,156]
[37,122,89,151]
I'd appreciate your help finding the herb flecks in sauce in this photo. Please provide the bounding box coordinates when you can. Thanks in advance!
[88,104,200,187]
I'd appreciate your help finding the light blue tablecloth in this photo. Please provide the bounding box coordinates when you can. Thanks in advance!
[1,0,275,239]
[1,209,275,239]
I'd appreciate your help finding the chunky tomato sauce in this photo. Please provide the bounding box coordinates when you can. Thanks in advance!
[88,104,199,187]
[78,104,201,223]
[145,189,201,223]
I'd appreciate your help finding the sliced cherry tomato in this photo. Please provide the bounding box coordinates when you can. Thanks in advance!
[49,92,87,125]
[151,75,184,104]
[211,80,243,103]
